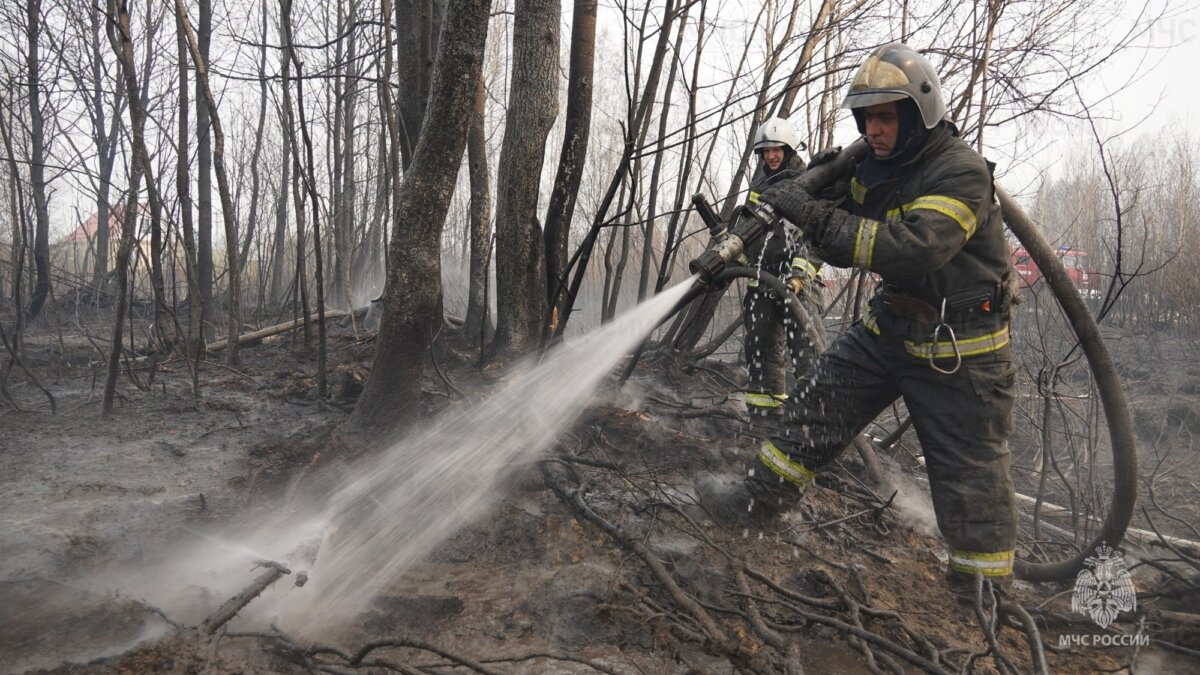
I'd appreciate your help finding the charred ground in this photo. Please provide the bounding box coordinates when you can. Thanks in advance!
[2,312,1199,674]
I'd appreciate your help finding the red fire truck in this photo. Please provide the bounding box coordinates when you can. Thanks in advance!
[1010,246,1103,298]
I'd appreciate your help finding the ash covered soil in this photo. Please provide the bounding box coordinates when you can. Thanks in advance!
[2,315,1200,674]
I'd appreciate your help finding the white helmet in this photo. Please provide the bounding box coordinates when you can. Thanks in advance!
[754,117,804,154]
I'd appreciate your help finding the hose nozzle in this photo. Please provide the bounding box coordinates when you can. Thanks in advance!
[690,235,747,285]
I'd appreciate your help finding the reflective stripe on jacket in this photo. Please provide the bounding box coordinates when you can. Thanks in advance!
[825,125,1013,353]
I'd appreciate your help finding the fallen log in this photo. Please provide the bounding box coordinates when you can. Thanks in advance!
[201,561,291,635]
[1011,492,1200,554]
[206,310,349,352]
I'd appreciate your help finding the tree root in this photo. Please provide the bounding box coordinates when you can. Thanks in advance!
[229,631,504,674]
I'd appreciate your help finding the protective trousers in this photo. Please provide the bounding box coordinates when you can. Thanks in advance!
[753,322,1018,576]
[742,287,821,417]
[743,287,788,414]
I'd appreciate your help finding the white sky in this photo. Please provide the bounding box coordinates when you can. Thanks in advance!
[806,0,1200,195]
[1100,1,1200,132]
[978,0,1199,192]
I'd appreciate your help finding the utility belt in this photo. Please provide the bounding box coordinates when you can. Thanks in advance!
[880,283,1008,324]
[865,283,1011,374]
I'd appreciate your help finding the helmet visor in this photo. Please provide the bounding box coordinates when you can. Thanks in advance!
[842,89,909,110]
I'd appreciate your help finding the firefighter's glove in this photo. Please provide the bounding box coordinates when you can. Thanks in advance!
[817,177,851,202]
[757,182,815,226]
[786,275,806,295]
[807,145,842,169]
[802,204,867,269]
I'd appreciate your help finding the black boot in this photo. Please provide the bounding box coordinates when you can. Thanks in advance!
[946,569,1011,607]
[694,471,803,530]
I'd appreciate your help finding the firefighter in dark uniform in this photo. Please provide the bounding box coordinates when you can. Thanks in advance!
[705,44,1020,590]
[741,117,823,422]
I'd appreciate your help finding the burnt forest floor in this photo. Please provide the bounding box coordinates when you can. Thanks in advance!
[2,309,1200,674]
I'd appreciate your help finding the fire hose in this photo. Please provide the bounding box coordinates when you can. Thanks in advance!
[659,138,1135,582]
[998,186,1136,582]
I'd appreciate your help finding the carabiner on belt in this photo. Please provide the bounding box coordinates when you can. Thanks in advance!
[930,297,962,375]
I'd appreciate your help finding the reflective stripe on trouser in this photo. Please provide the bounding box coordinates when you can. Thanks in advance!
[767,323,1018,557]
[757,439,816,487]
[745,392,787,408]
[949,549,1014,577]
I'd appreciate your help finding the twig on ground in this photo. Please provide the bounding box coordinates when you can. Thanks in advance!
[769,598,951,674]
[733,566,799,667]
[969,574,1020,675]
[346,639,502,674]
[542,462,728,645]
[428,326,464,399]
[999,599,1050,675]
[468,651,624,674]
[0,320,56,413]
[1141,506,1200,575]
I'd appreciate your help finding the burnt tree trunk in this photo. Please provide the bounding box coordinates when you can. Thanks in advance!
[279,0,329,393]
[176,0,242,365]
[175,10,203,390]
[86,5,121,297]
[773,0,835,118]
[1,96,28,327]
[463,76,492,340]
[542,0,596,336]
[25,0,51,321]
[239,1,271,275]
[672,1,824,354]
[553,0,676,339]
[655,0,706,293]
[195,0,214,340]
[132,9,172,352]
[269,41,291,306]
[102,0,147,414]
[396,0,436,167]
[491,0,560,356]
[376,0,401,299]
[639,1,689,302]
[342,0,491,438]
[335,0,359,310]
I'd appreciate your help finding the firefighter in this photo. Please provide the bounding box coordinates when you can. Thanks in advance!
[701,43,1020,592]
[740,117,823,424]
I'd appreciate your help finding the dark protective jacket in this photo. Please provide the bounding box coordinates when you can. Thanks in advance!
[744,153,820,284]
[803,124,1014,361]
